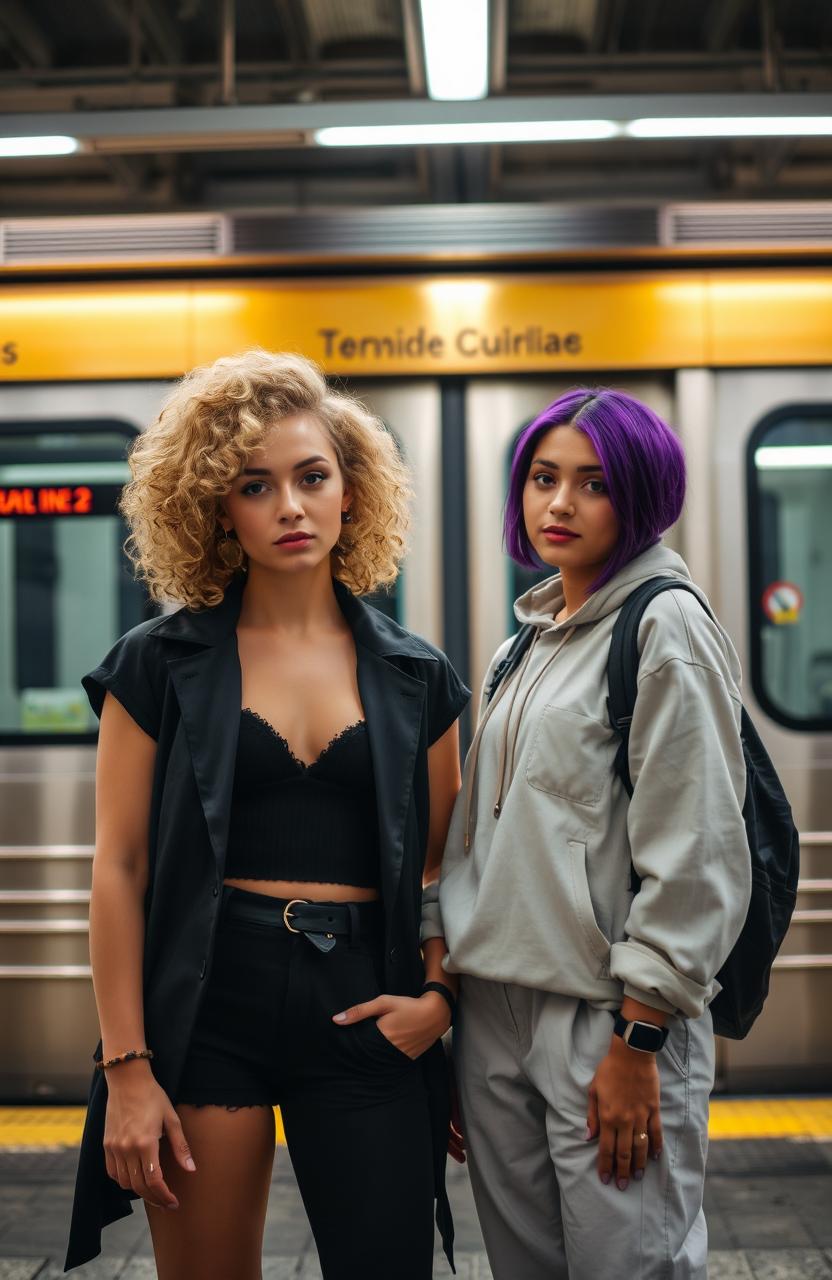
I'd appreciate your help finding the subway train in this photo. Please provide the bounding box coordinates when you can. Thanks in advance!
[1,221,831,1100]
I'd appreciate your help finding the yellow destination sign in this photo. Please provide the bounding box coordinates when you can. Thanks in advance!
[1,271,831,381]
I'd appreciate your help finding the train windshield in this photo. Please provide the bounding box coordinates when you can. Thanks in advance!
[749,407,832,731]
[0,422,152,742]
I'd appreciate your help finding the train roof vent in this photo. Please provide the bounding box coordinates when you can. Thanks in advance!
[232,204,659,257]
[1,215,228,264]
[665,203,832,245]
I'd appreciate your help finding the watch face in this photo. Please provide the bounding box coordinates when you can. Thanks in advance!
[627,1021,665,1052]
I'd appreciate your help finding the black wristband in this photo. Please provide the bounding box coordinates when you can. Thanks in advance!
[422,981,455,1025]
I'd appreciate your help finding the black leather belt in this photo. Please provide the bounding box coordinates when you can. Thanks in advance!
[222,886,382,953]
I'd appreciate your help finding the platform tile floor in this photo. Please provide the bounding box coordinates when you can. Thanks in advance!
[0,1104,830,1278]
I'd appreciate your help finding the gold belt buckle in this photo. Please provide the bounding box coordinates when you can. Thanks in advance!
[282,899,308,933]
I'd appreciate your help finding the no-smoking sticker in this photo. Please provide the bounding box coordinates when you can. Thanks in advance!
[762,581,804,625]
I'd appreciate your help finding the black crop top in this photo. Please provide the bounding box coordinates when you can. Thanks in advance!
[224,709,380,888]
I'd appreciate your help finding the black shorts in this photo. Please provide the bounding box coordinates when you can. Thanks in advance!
[177,886,417,1105]
[175,886,435,1279]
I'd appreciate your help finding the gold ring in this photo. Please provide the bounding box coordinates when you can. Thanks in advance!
[282,899,308,933]
[636,1131,648,1142]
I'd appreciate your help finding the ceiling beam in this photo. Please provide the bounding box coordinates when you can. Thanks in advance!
[601,0,627,55]
[277,0,318,68]
[220,0,236,105]
[636,0,662,52]
[0,0,53,69]
[0,51,827,94]
[705,0,748,53]
[487,0,509,198]
[400,0,426,96]
[590,0,611,53]
[399,2,429,199]
[136,0,183,65]
[490,0,509,93]
[760,0,782,92]
[5,93,832,154]
[102,0,183,65]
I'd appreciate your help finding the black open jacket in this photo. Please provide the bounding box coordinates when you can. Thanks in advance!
[65,574,470,1272]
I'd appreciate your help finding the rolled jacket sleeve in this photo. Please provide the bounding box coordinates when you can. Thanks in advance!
[82,623,165,741]
[424,651,471,747]
[609,652,752,1019]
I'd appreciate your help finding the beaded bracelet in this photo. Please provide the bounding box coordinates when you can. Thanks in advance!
[422,981,456,1025]
[96,1048,154,1072]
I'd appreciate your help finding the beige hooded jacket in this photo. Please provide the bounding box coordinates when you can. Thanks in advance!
[429,543,751,1019]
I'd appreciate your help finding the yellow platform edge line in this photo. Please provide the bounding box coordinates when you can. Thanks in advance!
[0,1106,287,1147]
[708,1097,832,1140]
[0,1100,830,1148]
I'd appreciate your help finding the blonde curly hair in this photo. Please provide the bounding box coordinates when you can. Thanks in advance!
[121,349,412,608]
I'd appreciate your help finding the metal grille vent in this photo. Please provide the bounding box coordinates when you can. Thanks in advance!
[5,203,828,267]
[233,204,660,256]
[666,203,832,245]
[1,215,228,264]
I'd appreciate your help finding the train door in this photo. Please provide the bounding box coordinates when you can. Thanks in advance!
[708,369,832,1090]
[0,381,169,1098]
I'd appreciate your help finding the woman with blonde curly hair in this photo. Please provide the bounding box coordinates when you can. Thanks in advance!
[65,349,470,1280]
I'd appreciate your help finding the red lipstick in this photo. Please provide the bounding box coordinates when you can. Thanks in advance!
[542,525,580,544]
[275,531,313,547]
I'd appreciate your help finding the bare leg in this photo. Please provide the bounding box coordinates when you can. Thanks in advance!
[145,1104,276,1280]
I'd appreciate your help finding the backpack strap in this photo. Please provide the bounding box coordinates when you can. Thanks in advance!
[485,623,535,704]
[608,576,711,894]
[607,577,710,797]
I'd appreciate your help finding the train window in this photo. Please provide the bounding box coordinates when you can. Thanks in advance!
[0,421,154,745]
[747,406,832,731]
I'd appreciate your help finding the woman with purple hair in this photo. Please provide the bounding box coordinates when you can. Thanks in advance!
[424,389,751,1279]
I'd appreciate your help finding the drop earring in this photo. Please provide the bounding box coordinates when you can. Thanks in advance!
[217,524,243,569]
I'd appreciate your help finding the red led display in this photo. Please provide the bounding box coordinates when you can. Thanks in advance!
[0,485,120,518]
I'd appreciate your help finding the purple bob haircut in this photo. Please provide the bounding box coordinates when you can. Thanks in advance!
[504,388,686,592]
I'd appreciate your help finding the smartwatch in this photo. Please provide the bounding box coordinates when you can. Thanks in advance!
[612,1013,668,1053]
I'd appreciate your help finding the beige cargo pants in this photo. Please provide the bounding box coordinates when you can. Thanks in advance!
[454,976,715,1280]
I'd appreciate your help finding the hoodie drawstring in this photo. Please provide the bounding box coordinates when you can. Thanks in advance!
[461,650,519,852]
[463,623,575,852]
[491,630,539,817]
[496,625,576,817]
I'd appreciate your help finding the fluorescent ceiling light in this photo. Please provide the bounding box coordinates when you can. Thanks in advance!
[420,0,488,101]
[0,135,79,157]
[628,116,832,139]
[755,445,832,469]
[316,120,619,147]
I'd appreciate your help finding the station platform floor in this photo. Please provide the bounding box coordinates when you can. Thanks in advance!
[0,1098,829,1279]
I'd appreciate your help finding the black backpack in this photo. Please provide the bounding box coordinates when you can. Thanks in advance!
[486,576,799,1040]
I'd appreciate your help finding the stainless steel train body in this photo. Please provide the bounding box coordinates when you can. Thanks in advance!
[1,333,830,1099]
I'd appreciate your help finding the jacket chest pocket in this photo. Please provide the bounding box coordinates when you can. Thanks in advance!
[525,705,612,808]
